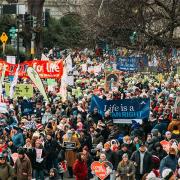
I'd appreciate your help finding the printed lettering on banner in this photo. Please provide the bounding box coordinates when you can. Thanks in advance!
[0,59,63,79]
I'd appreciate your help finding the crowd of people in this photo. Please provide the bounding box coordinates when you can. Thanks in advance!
[0,48,179,180]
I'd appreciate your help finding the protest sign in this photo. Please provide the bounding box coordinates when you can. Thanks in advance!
[6,56,16,64]
[81,64,87,72]
[11,153,19,164]
[21,100,34,116]
[47,79,57,86]
[116,55,148,71]
[0,59,63,79]
[5,83,33,98]
[91,161,113,180]
[105,71,122,91]
[67,76,74,86]
[90,95,150,121]
[94,65,102,73]
[0,103,8,113]
[63,141,76,150]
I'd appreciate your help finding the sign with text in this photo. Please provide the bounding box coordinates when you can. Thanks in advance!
[91,161,113,180]
[0,59,63,79]
[5,83,33,98]
[90,95,150,120]
[63,141,76,150]
[116,55,148,71]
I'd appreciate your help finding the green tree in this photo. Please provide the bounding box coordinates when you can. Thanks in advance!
[43,14,85,49]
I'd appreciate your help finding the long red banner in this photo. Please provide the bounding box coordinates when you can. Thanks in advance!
[0,59,63,79]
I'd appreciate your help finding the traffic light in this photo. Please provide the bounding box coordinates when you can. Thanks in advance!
[32,16,37,28]
[24,12,33,27]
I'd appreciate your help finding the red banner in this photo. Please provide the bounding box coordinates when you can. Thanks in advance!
[0,59,63,79]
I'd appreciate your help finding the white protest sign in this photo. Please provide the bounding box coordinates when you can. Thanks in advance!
[0,103,8,113]
[82,64,87,72]
[67,76,74,86]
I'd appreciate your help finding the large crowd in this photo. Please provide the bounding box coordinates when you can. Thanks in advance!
[0,48,179,180]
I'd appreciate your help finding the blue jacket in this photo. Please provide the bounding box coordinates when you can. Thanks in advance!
[12,132,24,148]
[159,155,178,175]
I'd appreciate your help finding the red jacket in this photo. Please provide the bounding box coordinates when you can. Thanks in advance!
[73,159,88,180]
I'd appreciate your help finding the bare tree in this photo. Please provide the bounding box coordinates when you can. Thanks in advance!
[83,0,180,48]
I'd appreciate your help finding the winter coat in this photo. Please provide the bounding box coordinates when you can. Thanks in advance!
[124,143,136,156]
[12,132,24,149]
[91,113,102,124]
[63,136,80,167]
[44,139,61,160]
[151,142,167,160]
[104,149,115,169]
[31,147,46,170]
[117,160,135,180]
[0,162,14,180]
[130,150,152,175]
[79,134,92,151]
[159,155,178,175]
[14,155,32,180]
[86,154,94,179]
[73,159,88,180]
[92,134,104,148]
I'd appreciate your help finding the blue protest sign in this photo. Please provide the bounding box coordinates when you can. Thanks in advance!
[90,95,150,120]
[116,55,148,71]
[21,100,34,116]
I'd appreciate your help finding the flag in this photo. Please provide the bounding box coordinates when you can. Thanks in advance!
[0,64,6,102]
[65,54,73,73]
[60,63,68,102]
[10,65,19,99]
[27,67,49,102]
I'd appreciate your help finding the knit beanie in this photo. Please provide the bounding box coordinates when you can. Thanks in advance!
[162,169,174,180]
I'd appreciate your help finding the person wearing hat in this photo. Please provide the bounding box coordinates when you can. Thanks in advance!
[11,126,24,151]
[90,107,102,124]
[63,130,80,178]
[114,143,131,170]
[130,143,152,180]
[159,147,178,176]
[162,168,175,180]
[44,134,61,173]
[117,153,135,180]
[14,147,32,180]
[0,152,15,180]
[92,128,104,149]
[48,168,59,180]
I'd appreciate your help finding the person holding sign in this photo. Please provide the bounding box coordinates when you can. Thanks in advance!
[63,130,80,178]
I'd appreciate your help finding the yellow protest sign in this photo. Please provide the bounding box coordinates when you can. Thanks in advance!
[5,83,33,98]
